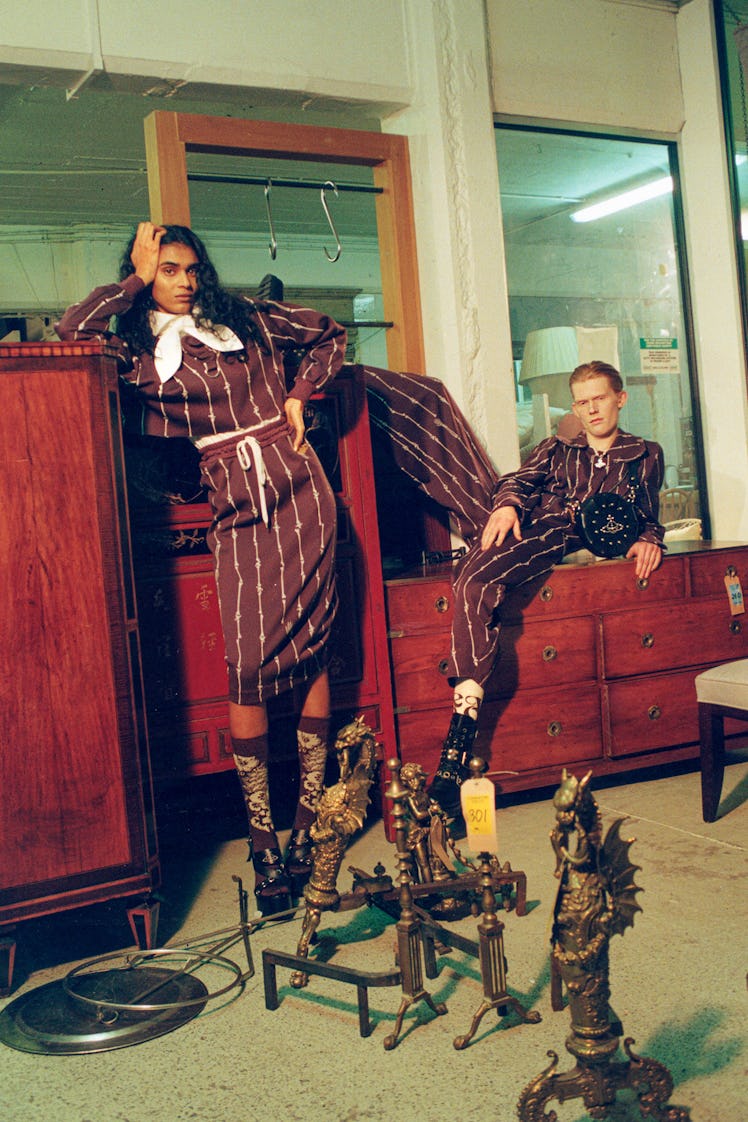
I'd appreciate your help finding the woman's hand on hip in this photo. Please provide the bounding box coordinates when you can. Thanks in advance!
[285,397,307,452]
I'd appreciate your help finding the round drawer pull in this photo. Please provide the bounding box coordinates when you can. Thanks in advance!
[641,632,655,649]
[636,577,650,591]
[437,658,449,675]
[540,585,554,602]
[648,705,661,721]
[547,721,562,737]
[434,596,450,613]
[729,619,742,634]
[542,645,558,662]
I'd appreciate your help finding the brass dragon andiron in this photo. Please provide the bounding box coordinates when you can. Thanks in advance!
[262,717,404,1039]
[382,757,448,1050]
[290,715,379,985]
[517,770,691,1122]
[263,729,532,1044]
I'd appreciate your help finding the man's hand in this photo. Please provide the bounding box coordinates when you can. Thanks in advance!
[284,397,307,451]
[481,506,522,551]
[130,221,166,286]
[626,540,663,580]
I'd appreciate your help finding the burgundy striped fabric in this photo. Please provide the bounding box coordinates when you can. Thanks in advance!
[447,430,665,685]
[362,365,497,546]
[56,278,346,704]
[57,281,665,703]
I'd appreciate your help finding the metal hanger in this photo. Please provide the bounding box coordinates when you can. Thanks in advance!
[264,179,278,260]
[320,180,342,262]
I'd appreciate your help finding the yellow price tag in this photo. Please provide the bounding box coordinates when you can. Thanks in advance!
[724,571,745,616]
[460,776,498,853]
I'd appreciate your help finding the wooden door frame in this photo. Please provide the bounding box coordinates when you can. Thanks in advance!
[144,111,424,373]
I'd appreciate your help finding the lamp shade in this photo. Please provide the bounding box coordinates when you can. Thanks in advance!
[519,327,579,383]
[518,325,620,409]
[519,327,579,408]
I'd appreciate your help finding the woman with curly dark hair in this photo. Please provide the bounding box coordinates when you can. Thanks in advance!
[57,221,347,914]
[114,224,267,357]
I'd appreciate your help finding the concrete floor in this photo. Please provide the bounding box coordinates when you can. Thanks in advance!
[1,755,746,1122]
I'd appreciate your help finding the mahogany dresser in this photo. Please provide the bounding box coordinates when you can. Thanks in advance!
[0,342,159,993]
[384,541,748,794]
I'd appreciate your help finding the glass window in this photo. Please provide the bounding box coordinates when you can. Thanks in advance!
[495,124,705,533]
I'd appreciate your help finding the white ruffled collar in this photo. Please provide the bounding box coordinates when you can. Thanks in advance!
[149,310,243,383]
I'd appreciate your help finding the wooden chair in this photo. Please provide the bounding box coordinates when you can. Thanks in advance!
[694,659,748,820]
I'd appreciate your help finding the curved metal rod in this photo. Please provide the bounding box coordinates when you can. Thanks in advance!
[264,178,278,260]
[320,180,342,262]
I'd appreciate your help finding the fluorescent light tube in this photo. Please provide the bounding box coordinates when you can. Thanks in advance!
[571,175,673,223]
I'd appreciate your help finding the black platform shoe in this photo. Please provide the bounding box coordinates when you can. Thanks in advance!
[427,712,479,839]
[285,828,315,896]
[252,847,292,916]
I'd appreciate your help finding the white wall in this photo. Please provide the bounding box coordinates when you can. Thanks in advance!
[0,0,94,73]
[486,0,684,133]
[0,222,383,334]
[0,0,413,108]
[383,0,517,464]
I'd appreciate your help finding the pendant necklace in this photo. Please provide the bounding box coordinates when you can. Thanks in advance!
[593,448,607,469]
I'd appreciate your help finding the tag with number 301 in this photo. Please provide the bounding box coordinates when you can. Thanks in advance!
[460,773,498,854]
[724,567,745,616]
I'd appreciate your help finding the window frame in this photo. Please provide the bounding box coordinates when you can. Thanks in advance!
[494,119,709,537]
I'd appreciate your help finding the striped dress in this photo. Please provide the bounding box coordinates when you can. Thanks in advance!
[57,275,347,706]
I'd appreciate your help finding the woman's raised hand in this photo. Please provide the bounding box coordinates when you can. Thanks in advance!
[130,221,166,285]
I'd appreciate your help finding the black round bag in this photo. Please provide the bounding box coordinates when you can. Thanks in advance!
[576,492,642,558]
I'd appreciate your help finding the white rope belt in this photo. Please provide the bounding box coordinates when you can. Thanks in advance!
[236,435,269,527]
[194,415,282,451]
[195,416,284,529]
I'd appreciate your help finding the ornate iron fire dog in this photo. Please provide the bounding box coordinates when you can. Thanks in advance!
[517,770,691,1122]
[290,716,380,986]
[451,849,541,1050]
[381,757,448,1049]
[262,732,533,1047]
[263,719,403,1038]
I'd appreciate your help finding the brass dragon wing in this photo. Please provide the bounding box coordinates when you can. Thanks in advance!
[601,816,643,937]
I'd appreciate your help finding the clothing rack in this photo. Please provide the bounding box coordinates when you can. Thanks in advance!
[188,173,382,194]
[192,174,381,262]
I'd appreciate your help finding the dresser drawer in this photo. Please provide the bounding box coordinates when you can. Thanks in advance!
[389,616,597,708]
[385,554,687,634]
[385,574,454,634]
[504,555,686,620]
[148,704,232,779]
[395,683,603,777]
[606,669,700,757]
[480,685,604,773]
[688,547,748,598]
[601,597,748,678]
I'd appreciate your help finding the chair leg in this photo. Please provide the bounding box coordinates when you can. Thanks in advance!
[698,703,725,822]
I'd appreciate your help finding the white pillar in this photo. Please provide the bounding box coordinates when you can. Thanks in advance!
[383,0,519,469]
[678,0,748,540]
